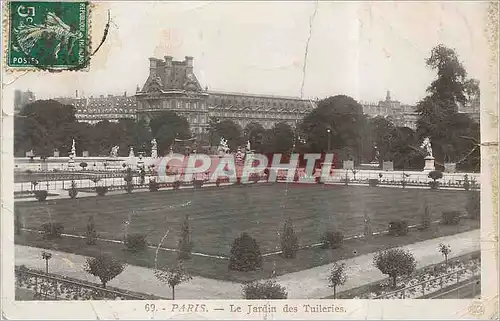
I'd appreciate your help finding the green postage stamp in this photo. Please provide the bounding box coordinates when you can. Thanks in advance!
[6,1,90,70]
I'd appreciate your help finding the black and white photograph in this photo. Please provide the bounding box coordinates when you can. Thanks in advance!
[1,1,498,320]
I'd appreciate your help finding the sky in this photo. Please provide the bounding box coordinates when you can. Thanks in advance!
[2,1,492,107]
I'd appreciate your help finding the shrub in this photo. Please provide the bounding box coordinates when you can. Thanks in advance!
[124,181,134,194]
[86,216,98,245]
[124,233,148,252]
[68,180,78,199]
[373,248,416,288]
[193,179,204,188]
[172,180,181,190]
[388,220,409,236]
[368,179,379,187]
[242,280,288,299]
[280,218,299,259]
[34,190,48,201]
[148,180,159,192]
[95,186,108,196]
[428,170,443,181]
[154,262,192,300]
[84,254,126,288]
[438,243,451,266]
[40,222,64,239]
[229,233,262,272]
[463,174,470,191]
[328,263,347,299]
[215,178,221,187]
[421,205,432,230]
[177,215,193,260]
[441,211,461,225]
[466,192,480,220]
[428,181,440,189]
[321,231,344,249]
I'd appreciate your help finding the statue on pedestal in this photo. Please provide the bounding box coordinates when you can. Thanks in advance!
[420,137,435,171]
[420,137,433,158]
[70,139,76,157]
[151,139,158,158]
[110,145,120,157]
[217,137,230,156]
[129,147,135,158]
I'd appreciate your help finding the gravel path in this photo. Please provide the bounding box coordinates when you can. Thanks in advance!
[15,229,479,299]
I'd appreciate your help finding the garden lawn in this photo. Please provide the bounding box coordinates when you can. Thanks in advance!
[16,184,476,256]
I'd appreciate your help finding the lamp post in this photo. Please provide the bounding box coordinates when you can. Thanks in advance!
[41,251,52,273]
[326,128,331,152]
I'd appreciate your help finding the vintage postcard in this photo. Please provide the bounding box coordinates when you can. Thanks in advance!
[1,1,498,320]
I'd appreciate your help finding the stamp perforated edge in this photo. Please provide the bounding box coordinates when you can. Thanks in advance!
[2,1,94,73]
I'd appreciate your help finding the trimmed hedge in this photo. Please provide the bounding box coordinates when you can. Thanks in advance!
[95,186,108,196]
[441,211,461,225]
[124,233,147,252]
[34,190,48,201]
[229,233,262,272]
[148,180,159,192]
[388,220,408,236]
[321,231,344,249]
[40,222,64,239]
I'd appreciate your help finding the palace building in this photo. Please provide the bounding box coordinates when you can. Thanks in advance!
[135,55,316,134]
[50,55,479,131]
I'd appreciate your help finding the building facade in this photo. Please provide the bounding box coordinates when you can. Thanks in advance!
[50,56,479,132]
[360,91,419,129]
[14,89,35,114]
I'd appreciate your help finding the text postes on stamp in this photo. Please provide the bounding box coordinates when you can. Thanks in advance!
[7,1,89,70]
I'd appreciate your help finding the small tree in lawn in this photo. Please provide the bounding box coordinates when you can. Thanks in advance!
[363,213,373,240]
[242,280,288,299]
[373,248,416,288]
[86,216,98,245]
[438,243,451,267]
[428,170,443,189]
[229,233,262,271]
[84,254,126,288]
[280,218,299,259]
[154,262,192,300]
[178,215,193,260]
[328,263,347,299]
[68,180,78,199]
[421,204,432,230]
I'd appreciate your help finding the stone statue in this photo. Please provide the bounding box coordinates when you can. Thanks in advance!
[373,144,380,163]
[151,139,158,158]
[129,147,135,158]
[110,145,119,157]
[217,137,230,155]
[246,140,252,152]
[70,139,76,157]
[420,137,433,158]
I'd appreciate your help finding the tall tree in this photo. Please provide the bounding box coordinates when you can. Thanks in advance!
[299,95,365,163]
[416,45,480,170]
[149,111,191,155]
[263,122,295,153]
[244,122,266,152]
[212,119,243,150]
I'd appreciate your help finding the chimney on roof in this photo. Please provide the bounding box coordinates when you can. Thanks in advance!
[386,90,391,101]
[124,91,127,97]
[165,55,173,67]
[185,56,193,67]
[76,90,78,98]
[149,57,158,77]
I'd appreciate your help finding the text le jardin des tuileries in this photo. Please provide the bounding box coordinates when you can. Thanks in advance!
[145,303,346,316]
